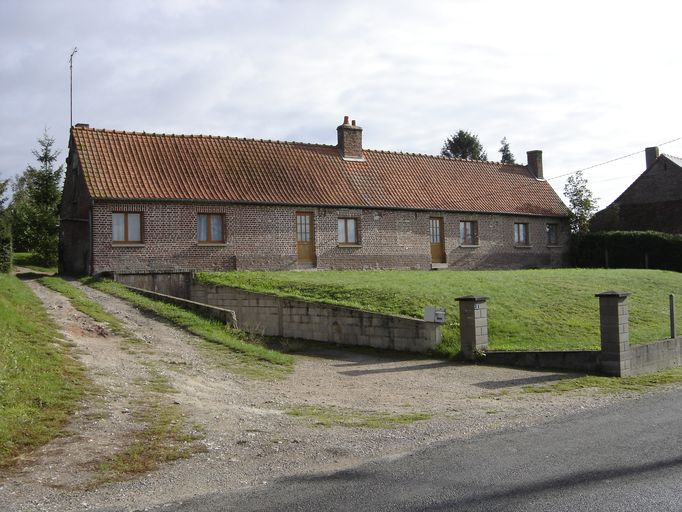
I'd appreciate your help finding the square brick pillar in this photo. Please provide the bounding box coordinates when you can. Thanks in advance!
[596,291,632,377]
[457,296,489,360]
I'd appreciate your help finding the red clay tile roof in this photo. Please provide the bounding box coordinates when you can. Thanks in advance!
[71,126,568,217]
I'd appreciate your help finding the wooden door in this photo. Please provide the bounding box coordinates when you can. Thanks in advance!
[296,212,316,265]
[429,217,445,263]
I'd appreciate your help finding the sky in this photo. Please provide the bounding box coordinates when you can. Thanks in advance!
[2,0,682,209]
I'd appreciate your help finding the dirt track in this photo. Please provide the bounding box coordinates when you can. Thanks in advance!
[1,275,633,511]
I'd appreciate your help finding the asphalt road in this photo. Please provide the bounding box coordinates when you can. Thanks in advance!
[144,390,682,511]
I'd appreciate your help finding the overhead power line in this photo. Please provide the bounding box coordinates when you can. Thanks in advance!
[464,135,682,205]
[545,135,682,182]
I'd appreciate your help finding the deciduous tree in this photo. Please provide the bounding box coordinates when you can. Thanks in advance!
[563,170,598,233]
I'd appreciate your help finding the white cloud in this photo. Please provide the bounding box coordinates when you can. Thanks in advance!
[1,0,682,208]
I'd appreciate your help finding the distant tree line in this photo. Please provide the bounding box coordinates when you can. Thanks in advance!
[441,130,516,164]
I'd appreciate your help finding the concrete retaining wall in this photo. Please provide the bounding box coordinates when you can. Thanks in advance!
[630,337,682,375]
[123,284,236,326]
[114,272,192,299]
[484,350,600,373]
[190,283,441,353]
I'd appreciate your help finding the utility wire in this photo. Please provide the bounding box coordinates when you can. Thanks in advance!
[544,135,682,182]
[465,135,682,205]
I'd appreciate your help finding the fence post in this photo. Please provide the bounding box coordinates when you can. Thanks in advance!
[456,296,489,360]
[670,294,676,339]
[596,291,631,377]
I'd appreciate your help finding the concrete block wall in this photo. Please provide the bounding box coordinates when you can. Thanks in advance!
[115,272,193,299]
[191,282,441,353]
[630,337,682,375]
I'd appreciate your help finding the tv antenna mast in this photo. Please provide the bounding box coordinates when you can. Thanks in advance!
[69,47,78,127]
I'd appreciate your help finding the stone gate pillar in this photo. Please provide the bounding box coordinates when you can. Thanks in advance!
[596,291,632,377]
[457,295,489,360]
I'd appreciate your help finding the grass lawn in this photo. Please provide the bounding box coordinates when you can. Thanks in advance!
[197,269,682,356]
[13,252,57,274]
[0,273,86,466]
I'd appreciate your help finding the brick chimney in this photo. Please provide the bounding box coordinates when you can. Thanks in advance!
[527,150,543,179]
[645,146,659,168]
[337,116,363,160]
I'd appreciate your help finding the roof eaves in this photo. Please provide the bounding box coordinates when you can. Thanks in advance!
[91,195,568,218]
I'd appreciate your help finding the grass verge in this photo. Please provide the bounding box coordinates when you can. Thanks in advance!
[83,278,294,379]
[13,252,57,274]
[0,273,86,466]
[198,269,682,356]
[286,405,432,428]
[523,367,682,394]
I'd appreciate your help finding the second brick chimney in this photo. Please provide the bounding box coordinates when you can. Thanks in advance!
[527,150,543,179]
[337,116,363,160]
[645,146,659,168]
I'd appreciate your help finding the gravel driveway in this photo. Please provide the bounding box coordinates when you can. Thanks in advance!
[0,275,632,512]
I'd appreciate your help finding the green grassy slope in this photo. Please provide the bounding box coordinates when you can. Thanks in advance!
[0,274,85,466]
[198,269,682,355]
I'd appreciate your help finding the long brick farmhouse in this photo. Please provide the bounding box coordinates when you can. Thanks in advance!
[59,118,569,275]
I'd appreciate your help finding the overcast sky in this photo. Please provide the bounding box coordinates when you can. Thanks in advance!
[2,0,682,208]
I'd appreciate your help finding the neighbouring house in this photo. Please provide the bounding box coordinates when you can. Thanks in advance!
[59,117,569,275]
[591,147,682,234]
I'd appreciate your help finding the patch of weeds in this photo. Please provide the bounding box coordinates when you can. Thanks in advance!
[133,372,177,395]
[92,400,205,485]
[286,405,432,428]
[91,365,203,486]
[38,277,138,343]
[523,367,682,394]
[83,278,294,380]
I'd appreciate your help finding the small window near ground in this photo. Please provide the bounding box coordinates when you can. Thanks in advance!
[338,218,359,244]
[197,213,224,243]
[459,221,479,245]
[546,223,559,245]
[112,212,142,243]
[514,222,529,245]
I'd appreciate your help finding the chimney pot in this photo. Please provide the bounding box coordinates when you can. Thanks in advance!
[527,150,544,179]
[337,116,363,160]
[645,146,660,168]
[351,119,356,126]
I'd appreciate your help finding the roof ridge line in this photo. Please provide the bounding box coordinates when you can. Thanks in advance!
[73,125,340,150]
[73,125,528,167]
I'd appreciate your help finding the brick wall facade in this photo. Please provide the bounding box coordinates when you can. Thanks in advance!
[87,201,569,274]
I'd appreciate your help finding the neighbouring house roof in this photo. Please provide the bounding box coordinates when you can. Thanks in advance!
[608,153,682,205]
[70,126,568,217]
[664,154,682,168]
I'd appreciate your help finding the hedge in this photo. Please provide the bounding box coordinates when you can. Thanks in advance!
[572,231,682,271]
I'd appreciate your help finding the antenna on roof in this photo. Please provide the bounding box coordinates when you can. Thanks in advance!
[69,47,78,127]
